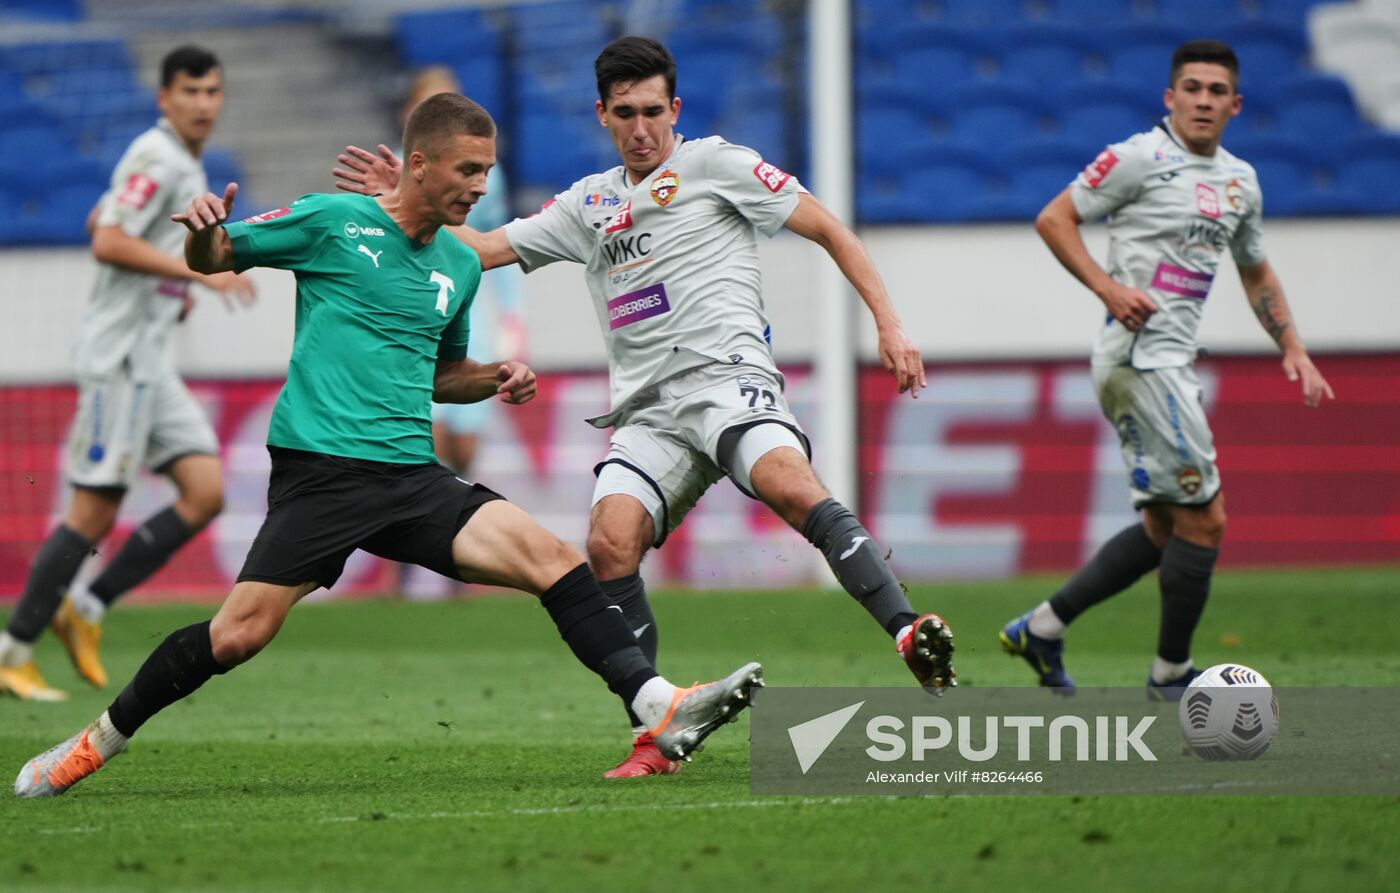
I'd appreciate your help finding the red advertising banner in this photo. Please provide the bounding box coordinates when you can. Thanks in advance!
[2,355,1397,601]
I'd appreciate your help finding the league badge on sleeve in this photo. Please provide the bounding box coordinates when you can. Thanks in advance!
[242,207,291,224]
[753,161,792,193]
[117,173,159,209]
[1082,149,1118,188]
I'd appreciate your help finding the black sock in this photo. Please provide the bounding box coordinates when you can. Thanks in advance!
[5,524,93,642]
[541,564,657,706]
[1157,537,1218,663]
[602,573,658,729]
[106,620,230,737]
[802,498,917,638]
[89,506,196,607]
[1048,523,1163,625]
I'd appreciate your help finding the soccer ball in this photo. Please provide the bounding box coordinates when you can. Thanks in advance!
[1177,663,1279,760]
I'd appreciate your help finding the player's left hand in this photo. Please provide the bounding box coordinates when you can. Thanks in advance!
[496,361,537,405]
[1283,350,1334,408]
[878,324,927,398]
[172,182,237,232]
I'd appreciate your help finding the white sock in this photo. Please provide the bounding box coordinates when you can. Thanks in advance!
[1151,657,1194,685]
[1028,601,1067,640]
[628,676,678,730]
[0,631,33,667]
[68,583,107,623]
[894,623,913,647]
[87,710,129,759]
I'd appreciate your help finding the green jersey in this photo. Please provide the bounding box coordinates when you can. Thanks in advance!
[225,192,480,463]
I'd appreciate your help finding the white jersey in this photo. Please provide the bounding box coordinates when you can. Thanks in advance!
[74,118,208,381]
[503,135,804,425]
[1071,120,1267,369]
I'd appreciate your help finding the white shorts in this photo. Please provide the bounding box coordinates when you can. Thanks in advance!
[65,369,219,489]
[592,363,810,546]
[1093,363,1220,508]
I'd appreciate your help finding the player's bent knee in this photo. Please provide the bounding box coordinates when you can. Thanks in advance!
[586,525,645,578]
[208,617,275,667]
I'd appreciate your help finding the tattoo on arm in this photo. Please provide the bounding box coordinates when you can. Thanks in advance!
[1252,287,1290,344]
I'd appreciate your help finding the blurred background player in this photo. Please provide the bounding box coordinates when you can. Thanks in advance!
[999,40,1333,700]
[395,67,525,599]
[0,45,255,701]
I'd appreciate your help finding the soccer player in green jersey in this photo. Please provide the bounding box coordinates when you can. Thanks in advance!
[14,93,762,798]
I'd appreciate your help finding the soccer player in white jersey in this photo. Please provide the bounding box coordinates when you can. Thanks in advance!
[999,40,1333,699]
[0,46,255,701]
[337,35,956,777]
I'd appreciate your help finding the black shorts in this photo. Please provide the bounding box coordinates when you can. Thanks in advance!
[238,447,504,590]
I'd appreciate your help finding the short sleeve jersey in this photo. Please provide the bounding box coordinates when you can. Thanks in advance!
[503,136,804,417]
[225,193,480,464]
[74,119,208,381]
[1070,120,1266,369]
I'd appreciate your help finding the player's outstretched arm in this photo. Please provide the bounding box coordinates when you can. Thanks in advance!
[1036,188,1158,332]
[172,182,238,275]
[92,183,253,315]
[1237,260,1334,407]
[434,358,537,405]
[783,193,926,397]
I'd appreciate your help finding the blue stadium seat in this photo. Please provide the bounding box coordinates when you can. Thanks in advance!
[1228,90,1278,140]
[0,119,77,165]
[1334,132,1400,213]
[885,25,989,89]
[394,8,496,64]
[1004,137,1093,207]
[1057,79,1162,151]
[0,0,82,19]
[1153,0,1246,24]
[946,81,1046,151]
[859,151,992,223]
[26,181,102,244]
[452,56,504,118]
[1043,0,1146,26]
[992,22,1097,86]
[1266,73,1361,148]
[1245,0,1323,25]
[1226,135,1314,214]
[1220,19,1307,88]
[936,0,1032,27]
[1102,22,1194,90]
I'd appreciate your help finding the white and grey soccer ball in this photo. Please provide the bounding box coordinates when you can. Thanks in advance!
[1177,664,1280,761]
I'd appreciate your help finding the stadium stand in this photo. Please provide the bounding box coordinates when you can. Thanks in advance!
[1,0,1398,242]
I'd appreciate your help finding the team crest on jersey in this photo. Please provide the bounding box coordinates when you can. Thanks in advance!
[242,207,291,224]
[1083,149,1118,188]
[650,169,680,206]
[1225,179,1245,212]
[1177,466,1203,496]
[1195,183,1221,219]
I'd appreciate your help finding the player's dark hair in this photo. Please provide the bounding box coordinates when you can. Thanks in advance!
[1170,40,1239,89]
[403,92,496,159]
[160,45,220,87]
[595,36,676,105]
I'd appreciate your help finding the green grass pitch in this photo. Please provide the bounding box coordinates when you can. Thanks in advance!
[3,566,1398,892]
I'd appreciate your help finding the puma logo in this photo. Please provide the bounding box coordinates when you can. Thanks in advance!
[839,536,868,561]
[357,244,383,268]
